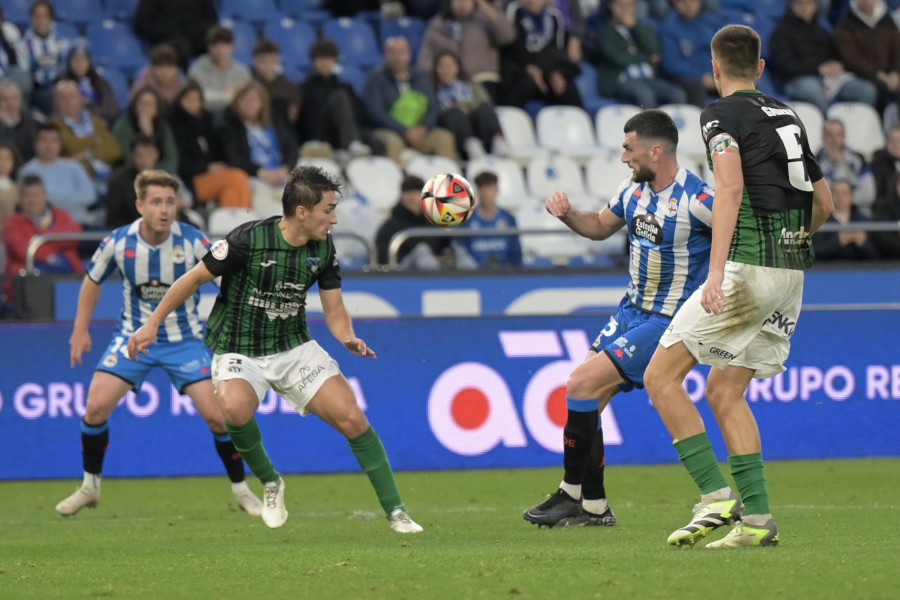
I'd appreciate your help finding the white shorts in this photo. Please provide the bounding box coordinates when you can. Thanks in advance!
[211,340,341,416]
[660,261,804,379]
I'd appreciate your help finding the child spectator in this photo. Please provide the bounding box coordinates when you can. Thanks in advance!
[130,44,187,107]
[455,171,522,267]
[188,25,252,115]
[251,38,300,126]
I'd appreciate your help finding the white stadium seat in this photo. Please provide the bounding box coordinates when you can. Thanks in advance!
[788,101,824,155]
[526,154,591,210]
[826,102,884,160]
[535,105,600,163]
[596,104,642,151]
[297,156,343,182]
[333,197,382,268]
[346,156,404,214]
[404,154,463,183]
[659,103,705,163]
[515,203,589,264]
[466,155,533,213]
[585,151,633,203]
[207,207,262,237]
[496,105,547,166]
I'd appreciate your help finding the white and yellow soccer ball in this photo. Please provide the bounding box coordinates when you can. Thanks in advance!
[420,173,476,227]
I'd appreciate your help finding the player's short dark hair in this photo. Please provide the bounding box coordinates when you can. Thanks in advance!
[624,109,679,152]
[711,24,761,81]
[310,38,339,60]
[206,25,234,47]
[401,175,425,193]
[20,173,45,189]
[474,171,498,188]
[150,43,179,67]
[283,165,342,214]
[253,38,280,57]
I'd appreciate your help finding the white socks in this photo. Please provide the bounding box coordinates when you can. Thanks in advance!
[559,481,581,500]
[231,480,251,495]
[83,472,101,491]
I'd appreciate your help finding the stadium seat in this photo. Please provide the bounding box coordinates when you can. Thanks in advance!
[535,105,600,164]
[346,156,404,214]
[466,155,531,213]
[96,66,130,109]
[219,0,281,25]
[404,154,462,183]
[220,19,257,65]
[278,0,331,24]
[333,197,382,268]
[104,0,139,21]
[55,0,104,27]
[282,64,308,84]
[596,104,642,152]
[585,151,632,203]
[495,105,547,166]
[789,101,824,155]
[658,103,705,163]
[574,62,614,117]
[262,19,317,70]
[207,207,262,237]
[55,22,81,39]
[380,17,427,57]
[2,0,31,28]
[86,20,147,74]
[827,102,884,160]
[526,154,590,210]
[297,157,343,182]
[322,18,382,69]
[515,203,590,265]
[336,64,366,95]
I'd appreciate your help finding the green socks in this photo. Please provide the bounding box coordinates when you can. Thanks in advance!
[349,426,403,516]
[729,453,770,515]
[225,417,280,484]
[674,433,730,495]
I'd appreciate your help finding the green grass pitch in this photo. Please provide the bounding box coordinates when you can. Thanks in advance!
[1,459,898,599]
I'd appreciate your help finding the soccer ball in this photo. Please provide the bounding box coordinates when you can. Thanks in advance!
[421,173,476,227]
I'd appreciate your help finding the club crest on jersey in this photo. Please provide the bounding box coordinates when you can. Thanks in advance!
[307,257,320,273]
[172,245,185,264]
[211,239,228,260]
[632,213,664,248]
[666,198,679,217]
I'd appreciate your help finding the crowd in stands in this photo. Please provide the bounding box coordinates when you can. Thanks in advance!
[2,0,900,315]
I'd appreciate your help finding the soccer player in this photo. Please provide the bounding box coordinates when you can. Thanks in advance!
[523,110,715,527]
[643,24,834,548]
[58,170,263,517]
[126,166,423,533]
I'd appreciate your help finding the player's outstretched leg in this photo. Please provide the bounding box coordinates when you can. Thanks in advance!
[225,417,286,528]
[556,417,616,527]
[56,419,107,516]
[212,432,262,517]
[523,400,596,527]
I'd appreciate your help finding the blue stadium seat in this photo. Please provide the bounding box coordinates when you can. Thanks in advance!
[282,64,309,84]
[322,18,382,69]
[97,66,130,109]
[380,17,426,57]
[55,0,104,27]
[104,0,139,21]
[262,18,317,70]
[220,19,258,65]
[86,20,147,74]
[54,22,81,40]
[279,0,331,24]
[336,64,366,95]
[574,62,615,117]
[219,0,281,25]
[2,0,32,30]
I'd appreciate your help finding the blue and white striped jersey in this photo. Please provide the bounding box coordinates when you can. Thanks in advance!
[607,167,714,317]
[88,219,211,342]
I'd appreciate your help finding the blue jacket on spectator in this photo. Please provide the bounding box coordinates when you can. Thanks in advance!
[658,9,721,81]
[362,65,440,135]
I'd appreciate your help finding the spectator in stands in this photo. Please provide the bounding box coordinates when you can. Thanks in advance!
[251,39,300,127]
[0,7,31,99]
[130,44,187,107]
[871,172,900,258]
[591,0,687,107]
[18,123,96,225]
[188,25,251,116]
[3,173,85,285]
[769,0,878,114]
[218,81,298,215]
[417,0,516,102]
[376,174,452,269]
[0,78,40,161]
[363,36,457,164]
[657,0,721,108]
[870,125,900,199]
[134,0,218,70]
[105,134,161,228]
[813,178,880,260]
[834,0,900,113]
[169,80,251,210]
[431,50,507,158]
[299,38,377,161]
[112,87,178,175]
[0,142,20,227]
[455,171,522,268]
[502,0,583,109]
[58,44,120,124]
[48,79,122,184]
[15,0,73,115]
[817,118,876,215]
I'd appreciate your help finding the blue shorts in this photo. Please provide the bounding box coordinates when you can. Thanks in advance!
[96,335,213,392]
[590,299,671,392]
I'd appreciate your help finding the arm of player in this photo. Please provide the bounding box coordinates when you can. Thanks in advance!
[546,191,625,240]
[320,287,376,359]
[809,177,835,234]
[126,262,217,359]
[69,276,102,367]
[703,149,744,315]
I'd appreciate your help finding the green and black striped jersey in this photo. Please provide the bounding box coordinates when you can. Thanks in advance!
[701,90,824,270]
[202,216,341,357]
